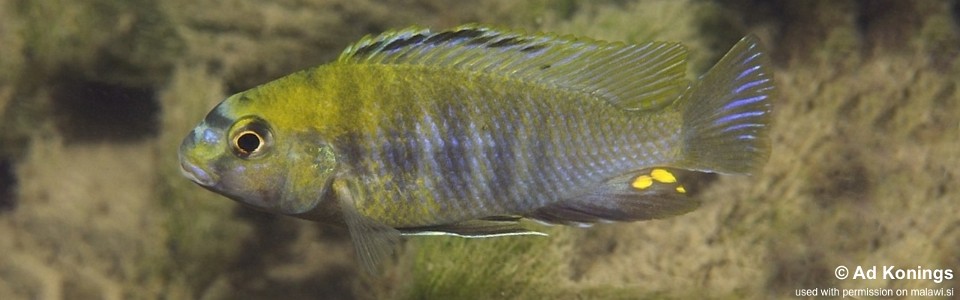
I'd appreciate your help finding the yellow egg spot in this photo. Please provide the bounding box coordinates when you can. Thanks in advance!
[632,175,653,189]
[675,186,686,193]
[651,168,677,183]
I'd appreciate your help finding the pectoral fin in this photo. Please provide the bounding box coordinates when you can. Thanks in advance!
[334,180,402,273]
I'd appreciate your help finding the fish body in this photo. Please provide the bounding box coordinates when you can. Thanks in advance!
[284,64,682,227]
[178,25,774,270]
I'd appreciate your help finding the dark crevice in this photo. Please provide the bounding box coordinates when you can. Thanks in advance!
[809,144,872,207]
[50,76,159,144]
[857,0,921,53]
[224,208,357,300]
[0,159,16,213]
[954,0,960,29]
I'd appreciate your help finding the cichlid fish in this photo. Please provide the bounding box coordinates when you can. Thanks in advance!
[178,24,774,271]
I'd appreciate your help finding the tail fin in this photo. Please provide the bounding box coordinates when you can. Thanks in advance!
[680,35,774,175]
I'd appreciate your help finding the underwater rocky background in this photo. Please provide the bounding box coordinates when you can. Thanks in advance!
[1,0,958,299]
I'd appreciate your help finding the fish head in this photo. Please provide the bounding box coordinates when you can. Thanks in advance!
[179,88,339,217]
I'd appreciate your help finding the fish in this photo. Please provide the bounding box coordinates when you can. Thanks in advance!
[178,24,774,271]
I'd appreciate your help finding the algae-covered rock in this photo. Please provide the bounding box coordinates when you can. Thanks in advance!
[16,0,183,87]
[1,0,958,299]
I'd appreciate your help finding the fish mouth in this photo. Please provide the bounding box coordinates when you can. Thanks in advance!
[179,157,215,187]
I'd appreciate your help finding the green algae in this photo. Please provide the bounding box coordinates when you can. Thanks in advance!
[402,228,567,299]
[2,1,959,299]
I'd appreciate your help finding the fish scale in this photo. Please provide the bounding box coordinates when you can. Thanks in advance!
[340,68,671,227]
[178,24,774,271]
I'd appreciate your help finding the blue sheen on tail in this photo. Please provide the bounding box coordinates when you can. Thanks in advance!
[680,35,774,174]
[527,35,774,226]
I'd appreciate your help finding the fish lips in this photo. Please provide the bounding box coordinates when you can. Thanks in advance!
[179,155,217,187]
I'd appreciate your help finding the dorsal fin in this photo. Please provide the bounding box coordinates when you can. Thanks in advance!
[338,24,691,111]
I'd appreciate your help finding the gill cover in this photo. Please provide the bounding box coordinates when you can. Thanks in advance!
[277,136,339,215]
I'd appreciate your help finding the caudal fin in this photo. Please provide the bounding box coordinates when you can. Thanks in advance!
[680,35,774,175]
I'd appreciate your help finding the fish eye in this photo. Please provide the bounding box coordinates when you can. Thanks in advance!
[234,131,262,155]
[230,117,272,159]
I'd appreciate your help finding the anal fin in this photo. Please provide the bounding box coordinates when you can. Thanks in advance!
[400,216,546,238]
[527,167,700,225]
